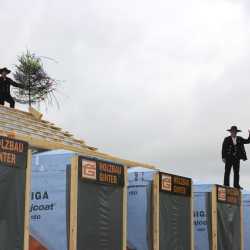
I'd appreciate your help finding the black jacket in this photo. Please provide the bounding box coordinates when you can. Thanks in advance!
[0,76,20,95]
[222,135,250,161]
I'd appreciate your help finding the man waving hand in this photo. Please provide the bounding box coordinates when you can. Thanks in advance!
[222,126,250,189]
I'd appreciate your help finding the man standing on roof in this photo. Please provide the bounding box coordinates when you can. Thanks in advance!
[222,126,250,189]
[0,67,22,108]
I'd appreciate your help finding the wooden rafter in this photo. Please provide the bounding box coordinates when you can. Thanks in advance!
[0,105,155,168]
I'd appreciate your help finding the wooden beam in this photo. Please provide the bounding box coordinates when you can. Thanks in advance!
[211,185,218,250]
[0,108,87,145]
[29,106,43,120]
[190,182,194,250]
[69,156,78,250]
[23,149,32,250]
[240,191,244,250]
[0,105,155,168]
[0,131,155,169]
[122,166,128,250]
[152,173,160,250]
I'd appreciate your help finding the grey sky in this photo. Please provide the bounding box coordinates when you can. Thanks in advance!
[1,0,250,187]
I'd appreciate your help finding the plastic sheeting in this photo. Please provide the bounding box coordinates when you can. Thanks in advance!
[76,156,125,250]
[193,184,213,193]
[30,150,74,250]
[193,185,213,250]
[0,164,26,250]
[159,192,191,250]
[0,137,28,250]
[217,203,241,250]
[193,192,212,250]
[127,168,156,250]
[77,181,123,250]
[193,185,242,250]
[243,193,250,250]
[30,151,125,250]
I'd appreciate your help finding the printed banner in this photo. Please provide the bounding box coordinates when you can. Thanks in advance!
[159,172,191,197]
[79,156,124,186]
[217,185,241,205]
[0,136,28,168]
[30,151,73,250]
[0,137,28,250]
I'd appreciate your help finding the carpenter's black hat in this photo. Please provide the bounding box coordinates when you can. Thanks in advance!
[0,67,11,75]
[227,126,242,132]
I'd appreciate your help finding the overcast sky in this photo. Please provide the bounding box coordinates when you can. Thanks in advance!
[1,0,250,187]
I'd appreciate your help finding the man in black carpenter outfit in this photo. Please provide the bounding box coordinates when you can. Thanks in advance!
[222,126,250,189]
[0,67,21,108]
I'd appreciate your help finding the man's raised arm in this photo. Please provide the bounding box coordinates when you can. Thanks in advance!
[241,129,250,144]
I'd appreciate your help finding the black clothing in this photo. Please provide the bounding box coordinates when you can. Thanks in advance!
[0,76,20,95]
[0,76,20,108]
[224,158,240,187]
[0,94,15,108]
[222,135,250,161]
[222,135,250,188]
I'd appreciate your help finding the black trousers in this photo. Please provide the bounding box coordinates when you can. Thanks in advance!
[0,93,15,108]
[224,158,240,187]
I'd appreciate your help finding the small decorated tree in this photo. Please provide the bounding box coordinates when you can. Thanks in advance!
[13,51,58,107]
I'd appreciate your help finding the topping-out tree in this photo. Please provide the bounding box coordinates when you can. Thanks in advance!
[13,51,59,107]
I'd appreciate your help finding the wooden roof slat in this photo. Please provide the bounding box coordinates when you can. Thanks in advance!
[0,110,86,144]
[0,119,86,148]
[0,119,71,143]
[0,115,90,148]
[0,111,76,136]
[0,105,155,168]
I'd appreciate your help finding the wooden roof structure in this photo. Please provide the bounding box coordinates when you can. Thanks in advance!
[0,105,155,168]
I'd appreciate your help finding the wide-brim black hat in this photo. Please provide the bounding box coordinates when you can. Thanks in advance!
[0,67,11,74]
[227,126,242,132]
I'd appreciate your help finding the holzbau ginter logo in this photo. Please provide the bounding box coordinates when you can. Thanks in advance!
[161,174,172,192]
[218,187,226,201]
[82,160,97,180]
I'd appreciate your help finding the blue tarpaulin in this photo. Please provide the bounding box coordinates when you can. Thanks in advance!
[243,192,250,250]
[127,167,156,250]
[30,150,74,250]
[193,185,213,250]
